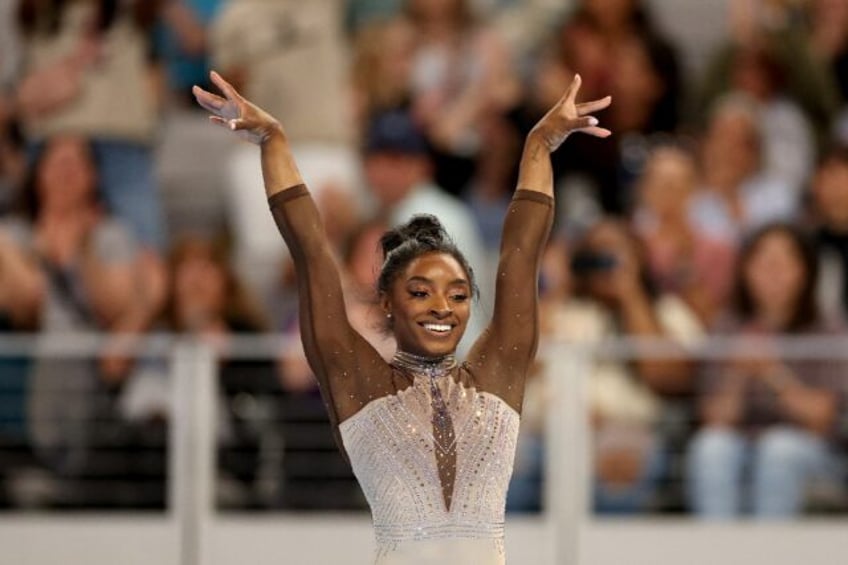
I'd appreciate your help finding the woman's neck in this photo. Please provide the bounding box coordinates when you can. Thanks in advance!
[391,349,457,376]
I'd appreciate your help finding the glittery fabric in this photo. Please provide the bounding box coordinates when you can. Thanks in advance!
[339,365,519,564]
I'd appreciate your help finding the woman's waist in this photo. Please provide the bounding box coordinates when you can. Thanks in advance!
[374,519,505,545]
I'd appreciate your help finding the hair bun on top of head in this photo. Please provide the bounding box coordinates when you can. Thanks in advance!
[380,214,447,258]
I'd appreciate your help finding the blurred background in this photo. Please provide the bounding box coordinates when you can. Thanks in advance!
[0,0,847,563]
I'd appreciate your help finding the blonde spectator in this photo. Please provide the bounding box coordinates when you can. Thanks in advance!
[690,94,796,243]
[350,16,416,134]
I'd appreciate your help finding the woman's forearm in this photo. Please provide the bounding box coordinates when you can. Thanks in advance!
[515,135,554,198]
[260,127,304,199]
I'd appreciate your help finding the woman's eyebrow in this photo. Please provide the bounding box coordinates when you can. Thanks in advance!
[406,276,468,287]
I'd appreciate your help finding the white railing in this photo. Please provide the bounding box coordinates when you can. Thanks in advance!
[0,334,846,565]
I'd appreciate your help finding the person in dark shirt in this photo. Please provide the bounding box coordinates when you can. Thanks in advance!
[810,145,848,317]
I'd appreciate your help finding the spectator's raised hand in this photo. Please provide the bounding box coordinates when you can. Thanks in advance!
[193,71,282,145]
[528,74,612,154]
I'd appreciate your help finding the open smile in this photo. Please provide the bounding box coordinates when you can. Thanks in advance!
[418,321,456,336]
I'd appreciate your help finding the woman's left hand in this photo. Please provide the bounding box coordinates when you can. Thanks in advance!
[528,73,611,153]
[193,71,283,145]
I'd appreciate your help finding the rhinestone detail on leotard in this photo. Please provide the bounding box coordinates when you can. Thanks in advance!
[339,363,519,557]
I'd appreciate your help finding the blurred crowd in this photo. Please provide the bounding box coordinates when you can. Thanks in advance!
[0,0,847,518]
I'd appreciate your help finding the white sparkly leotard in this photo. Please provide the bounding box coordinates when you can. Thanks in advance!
[269,184,553,564]
[340,353,520,564]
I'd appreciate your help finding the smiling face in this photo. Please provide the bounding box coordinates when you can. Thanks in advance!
[36,136,97,214]
[743,230,807,322]
[381,251,471,357]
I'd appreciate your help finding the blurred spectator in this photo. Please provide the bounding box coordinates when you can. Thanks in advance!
[210,0,351,145]
[526,0,681,213]
[162,235,278,508]
[697,0,840,147]
[350,16,416,134]
[156,0,225,104]
[406,0,521,194]
[810,145,848,317]
[690,94,796,243]
[363,109,489,352]
[713,43,815,192]
[688,223,846,518]
[15,0,169,256]
[274,220,392,511]
[807,0,848,103]
[634,145,735,325]
[462,116,521,257]
[542,220,702,513]
[0,136,161,506]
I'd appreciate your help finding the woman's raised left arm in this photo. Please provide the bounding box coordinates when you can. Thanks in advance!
[466,75,610,411]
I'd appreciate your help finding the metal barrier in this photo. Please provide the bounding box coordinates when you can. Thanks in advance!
[0,334,845,565]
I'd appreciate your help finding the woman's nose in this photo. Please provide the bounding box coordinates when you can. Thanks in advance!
[429,296,452,317]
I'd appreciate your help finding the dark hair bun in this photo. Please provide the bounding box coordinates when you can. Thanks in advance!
[380,214,447,258]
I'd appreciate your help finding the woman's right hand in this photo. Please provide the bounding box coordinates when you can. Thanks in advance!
[193,71,283,145]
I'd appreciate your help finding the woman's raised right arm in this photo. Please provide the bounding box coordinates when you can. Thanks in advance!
[193,73,388,422]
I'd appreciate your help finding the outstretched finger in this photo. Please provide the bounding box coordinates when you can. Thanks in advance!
[579,126,612,138]
[210,70,241,102]
[209,116,230,128]
[577,96,612,116]
[563,73,583,105]
[193,86,225,113]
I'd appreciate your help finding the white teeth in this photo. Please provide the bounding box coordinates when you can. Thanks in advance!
[423,323,451,333]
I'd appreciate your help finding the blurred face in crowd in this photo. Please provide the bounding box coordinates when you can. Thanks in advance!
[701,104,761,191]
[612,36,664,131]
[365,151,431,209]
[731,48,780,101]
[743,230,806,319]
[37,136,97,213]
[638,147,697,221]
[407,0,469,25]
[381,19,416,90]
[353,18,416,110]
[812,156,848,230]
[583,0,637,30]
[382,251,471,357]
[172,239,228,330]
[582,220,644,303]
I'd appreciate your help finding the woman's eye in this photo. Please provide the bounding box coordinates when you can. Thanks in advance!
[451,294,468,302]
[410,290,428,298]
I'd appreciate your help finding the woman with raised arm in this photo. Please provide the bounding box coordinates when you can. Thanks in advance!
[194,71,610,564]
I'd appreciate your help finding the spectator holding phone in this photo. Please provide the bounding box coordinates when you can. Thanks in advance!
[539,219,703,513]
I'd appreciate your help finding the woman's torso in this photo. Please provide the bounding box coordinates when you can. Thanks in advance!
[338,363,518,564]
